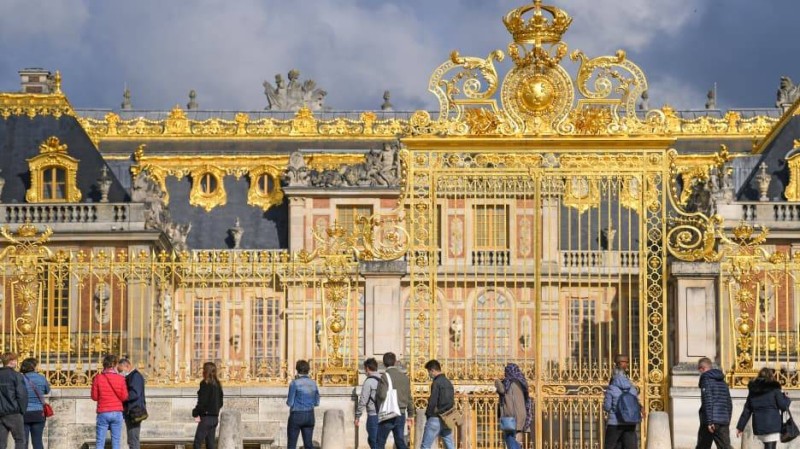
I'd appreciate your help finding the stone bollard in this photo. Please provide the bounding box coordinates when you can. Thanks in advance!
[218,409,243,449]
[322,409,345,449]
[645,411,671,449]
[414,409,426,449]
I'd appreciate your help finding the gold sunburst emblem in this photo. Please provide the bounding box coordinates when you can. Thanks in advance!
[518,76,555,112]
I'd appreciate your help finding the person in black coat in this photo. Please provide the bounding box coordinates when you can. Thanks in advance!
[192,362,224,449]
[736,368,791,449]
[118,358,147,449]
[696,357,733,449]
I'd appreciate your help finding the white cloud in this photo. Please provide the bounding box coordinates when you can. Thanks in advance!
[646,75,707,111]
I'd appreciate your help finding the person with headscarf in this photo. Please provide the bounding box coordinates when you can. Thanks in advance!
[495,363,532,449]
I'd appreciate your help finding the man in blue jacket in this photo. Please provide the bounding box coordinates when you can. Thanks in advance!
[603,354,639,449]
[696,357,733,449]
[118,358,146,449]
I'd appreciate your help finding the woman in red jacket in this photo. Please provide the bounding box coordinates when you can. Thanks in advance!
[91,354,129,449]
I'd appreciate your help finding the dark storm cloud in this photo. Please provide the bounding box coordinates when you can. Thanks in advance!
[0,0,797,111]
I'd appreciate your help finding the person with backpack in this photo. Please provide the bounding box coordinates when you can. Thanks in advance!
[355,358,381,449]
[286,360,319,449]
[735,367,790,449]
[495,363,532,449]
[376,352,412,449]
[603,354,640,449]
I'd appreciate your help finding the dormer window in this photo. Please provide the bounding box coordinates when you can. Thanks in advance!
[189,166,226,212]
[247,166,284,210]
[26,136,81,203]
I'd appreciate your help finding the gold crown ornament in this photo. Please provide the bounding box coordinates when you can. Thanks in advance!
[503,0,572,45]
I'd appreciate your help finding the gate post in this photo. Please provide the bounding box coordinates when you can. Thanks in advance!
[360,261,406,359]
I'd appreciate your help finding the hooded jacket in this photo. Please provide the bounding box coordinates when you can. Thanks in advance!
[603,370,639,426]
[736,378,790,435]
[699,369,733,425]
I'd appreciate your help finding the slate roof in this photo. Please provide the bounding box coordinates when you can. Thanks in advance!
[0,114,128,204]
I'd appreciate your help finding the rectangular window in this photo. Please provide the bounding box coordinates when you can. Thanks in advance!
[41,267,69,329]
[251,297,281,360]
[474,205,508,249]
[336,205,373,244]
[192,298,221,364]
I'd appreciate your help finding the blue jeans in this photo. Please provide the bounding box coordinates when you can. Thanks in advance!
[420,417,455,449]
[366,415,379,449]
[376,414,407,449]
[503,430,521,449]
[96,411,123,449]
[24,421,45,449]
[287,410,315,449]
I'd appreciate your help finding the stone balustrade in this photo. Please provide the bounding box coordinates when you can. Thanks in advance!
[0,202,147,232]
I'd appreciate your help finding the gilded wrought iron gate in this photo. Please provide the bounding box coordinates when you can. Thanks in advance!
[402,146,668,449]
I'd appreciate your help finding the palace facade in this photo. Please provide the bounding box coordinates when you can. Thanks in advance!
[2,2,800,449]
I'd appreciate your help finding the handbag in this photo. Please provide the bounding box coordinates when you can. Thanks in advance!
[439,406,464,429]
[377,371,401,422]
[500,416,517,432]
[782,410,800,443]
[23,375,53,418]
[127,405,149,423]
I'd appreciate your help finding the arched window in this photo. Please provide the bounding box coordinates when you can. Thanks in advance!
[247,167,284,211]
[199,172,218,194]
[189,167,226,211]
[474,289,511,357]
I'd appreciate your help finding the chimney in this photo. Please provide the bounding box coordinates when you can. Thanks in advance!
[18,68,52,94]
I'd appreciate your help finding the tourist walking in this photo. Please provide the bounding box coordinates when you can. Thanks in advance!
[20,358,50,449]
[91,354,129,449]
[286,359,320,449]
[192,362,224,449]
[495,363,532,449]
[603,354,640,449]
[420,360,455,449]
[696,357,733,449]
[355,358,381,449]
[376,352,413,449]
[736,368,791,449]
[0,352,27,449]
[118,358,147,449]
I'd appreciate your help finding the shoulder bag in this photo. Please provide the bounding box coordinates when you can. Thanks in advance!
[782,410,800,443]
[439,406,464,429]
[377,372,401,422]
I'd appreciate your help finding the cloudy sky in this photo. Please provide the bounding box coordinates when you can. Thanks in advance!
[0,0,798,112]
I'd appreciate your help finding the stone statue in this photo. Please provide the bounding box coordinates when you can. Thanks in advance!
[638,90,649,111]
[0,169,6,201]
[449,316,463,349]
[381,90,393,111]
[315,320,323,349]
[303,142,401,188]
[705,88,716,110]
[229,218,244,249]
[132,172,193,251]
[283,151,310,187]
[97,166,112,203]
[93,284,111,325]
[263,69,327,111]
[777,76,800,108]
[121,87,132,110]
[600,226,616,251]
[187,90,198,110]
[721,167,735,203]
[167,222,192,253]
[756,162,771,202]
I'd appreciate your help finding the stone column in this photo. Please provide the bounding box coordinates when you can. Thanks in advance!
[360,261,406,359]
[541,196,560,269]
[286,195,309,252]
[671,261,719,366]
